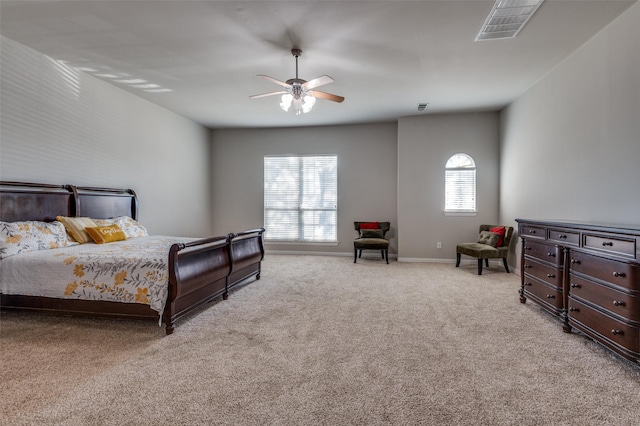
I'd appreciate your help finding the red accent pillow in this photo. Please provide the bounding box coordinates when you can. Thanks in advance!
[490,226,506,247]
[360,222,379,230]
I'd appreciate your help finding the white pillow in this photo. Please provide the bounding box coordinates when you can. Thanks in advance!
[93,216,148,239]
[0,220,77,259]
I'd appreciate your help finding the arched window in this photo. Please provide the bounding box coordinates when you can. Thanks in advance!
[445,153,476,213]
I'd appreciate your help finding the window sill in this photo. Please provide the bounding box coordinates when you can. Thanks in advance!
[265,241,339,247]
[443,211,477,217]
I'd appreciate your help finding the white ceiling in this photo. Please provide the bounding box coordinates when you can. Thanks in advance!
[0,0,635,129]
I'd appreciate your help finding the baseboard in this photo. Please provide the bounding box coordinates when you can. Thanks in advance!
[397,257,456,263]
[266,249,397,260]
[265,250,514,272]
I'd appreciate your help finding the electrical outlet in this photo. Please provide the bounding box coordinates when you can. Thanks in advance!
[437,242,442,249]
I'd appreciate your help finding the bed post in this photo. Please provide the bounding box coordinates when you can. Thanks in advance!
[223,233,236,300]
[165,242,183,334]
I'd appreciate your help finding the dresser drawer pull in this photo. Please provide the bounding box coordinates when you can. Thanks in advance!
[611,329,624,336]
[528,230,536,234]
[613,300,626,307]
[557,234,567,239]
[524,282,532,287]
[547,252,556,257]
[570,259,581,265]
[570,283,581,289]
[613,272,626,278]
[524,264,532,269]
[546,294,556,299]
[546,274,555,278]
[569,307,579,312]
[602,242,614,246]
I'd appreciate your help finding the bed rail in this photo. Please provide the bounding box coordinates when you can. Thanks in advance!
[227,228,265,297]
[165,234,232,334]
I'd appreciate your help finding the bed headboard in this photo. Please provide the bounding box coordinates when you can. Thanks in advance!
[0,181,138,222]
[75,186,138,220]
[0,181,74,222]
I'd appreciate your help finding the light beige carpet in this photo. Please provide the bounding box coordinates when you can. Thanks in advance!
[1,255,639,425]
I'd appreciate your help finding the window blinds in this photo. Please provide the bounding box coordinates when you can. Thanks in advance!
[264,155,337,242]
[445,169,476,211]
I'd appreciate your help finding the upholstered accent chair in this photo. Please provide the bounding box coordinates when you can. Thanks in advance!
[456,225,513,275]
[354,221,390,264]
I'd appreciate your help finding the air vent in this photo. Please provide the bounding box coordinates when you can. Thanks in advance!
[417,103,429,112]
[475,0,544,41]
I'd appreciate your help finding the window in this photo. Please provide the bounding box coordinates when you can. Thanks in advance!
[445,153,476,214]
[264,155,337,242]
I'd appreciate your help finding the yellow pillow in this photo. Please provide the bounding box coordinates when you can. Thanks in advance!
[85,224,127,244]
[56,216,98,244]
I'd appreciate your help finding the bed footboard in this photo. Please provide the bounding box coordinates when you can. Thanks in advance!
[226,228,266,297]
[165,235,232,334]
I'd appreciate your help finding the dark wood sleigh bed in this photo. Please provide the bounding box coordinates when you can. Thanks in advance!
[0,181,265,334]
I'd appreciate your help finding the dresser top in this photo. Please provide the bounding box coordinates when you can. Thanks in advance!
[515,219,640,236]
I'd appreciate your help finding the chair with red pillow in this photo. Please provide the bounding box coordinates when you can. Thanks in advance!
[455,225,513,275]
[354,221,391,264]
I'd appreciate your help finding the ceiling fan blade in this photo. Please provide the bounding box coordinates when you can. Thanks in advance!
[250,90,287,99]
[303,75,334,90]
[309,90,345,103]
[257,75,291,89]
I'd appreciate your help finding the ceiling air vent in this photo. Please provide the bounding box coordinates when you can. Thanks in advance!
[475,0,544,41]
[417,103,429,112]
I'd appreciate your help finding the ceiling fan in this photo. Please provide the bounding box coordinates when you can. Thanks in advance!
[250,48,345,115]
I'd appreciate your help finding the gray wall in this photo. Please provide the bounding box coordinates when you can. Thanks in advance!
[0,36,212,237]
[210,123,398,255]
[398,112,501,261]
[500,3,640,268]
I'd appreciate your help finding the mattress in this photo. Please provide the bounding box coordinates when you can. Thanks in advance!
[0,236,196,316]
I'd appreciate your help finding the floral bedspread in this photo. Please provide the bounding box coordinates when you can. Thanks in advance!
[0,236,196,318]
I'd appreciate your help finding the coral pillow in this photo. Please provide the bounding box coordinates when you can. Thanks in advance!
[490,226,506,247]
[359,222,379,230]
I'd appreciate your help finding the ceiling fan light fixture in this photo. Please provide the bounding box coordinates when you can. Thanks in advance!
[280,94,293,111]
[302,95,316,113]
[251,48,344,115]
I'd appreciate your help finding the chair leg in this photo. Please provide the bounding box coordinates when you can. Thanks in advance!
[381,250,385,259]
[354,248,357,263]
[477,259,483,275]
[385,249,389,264]
[485,259,489,267]
[456,253,461,267]
[503,258,510,273]
[358,250,362,258]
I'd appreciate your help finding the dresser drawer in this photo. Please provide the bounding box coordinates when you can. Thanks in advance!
[568,298,639,353]
[521,225,546,240]
[522,258,562,288]
[523,276,563,311]
[583,232,636,258]
[547,228,580,247]
[523,240,563,266]
[569,251,640,291]
[569,275,640,322]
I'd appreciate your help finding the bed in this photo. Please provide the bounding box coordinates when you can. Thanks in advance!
[0,181,265,334]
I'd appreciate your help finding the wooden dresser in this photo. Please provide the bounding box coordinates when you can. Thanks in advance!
[516,219,640,365]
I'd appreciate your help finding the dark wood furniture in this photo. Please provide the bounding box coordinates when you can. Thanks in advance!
[0,181,265,334]
[517,219,640,365]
